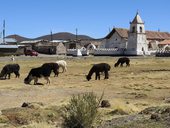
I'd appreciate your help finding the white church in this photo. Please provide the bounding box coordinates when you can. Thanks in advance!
[67,12,170,56]
[93,12,170,56]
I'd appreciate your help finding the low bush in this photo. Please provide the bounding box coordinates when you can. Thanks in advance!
[61,92,103,128]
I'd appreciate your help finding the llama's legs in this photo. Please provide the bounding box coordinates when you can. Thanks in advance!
[126,62,130,67]
[4,74,7,79]
[34,77,38,85]
[62,67,64,73]
[14,71,20,78]
[98,74,100,80]
[8,73,11,79]
[95,72,100,80]
[44,77,50,84]
[104,70,109,79]
[120,63,123,67]
[95,72,97,80]
[96,72,100,80]
[64,66,67,72]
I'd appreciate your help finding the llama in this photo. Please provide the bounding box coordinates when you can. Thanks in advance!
[10,55,15,61]
[41,63,59,77]
[56,60,67,73]
[86,63,111,81]
[0,64,20,79]
[114,57,130,67]
[24,63,59,85]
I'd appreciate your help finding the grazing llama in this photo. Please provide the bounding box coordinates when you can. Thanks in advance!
[0,64,20,79]
[10,55,15,61]
[114,57,130,67]
[56,60,67,73]
[24,63,59,85]
[86,63,111,81]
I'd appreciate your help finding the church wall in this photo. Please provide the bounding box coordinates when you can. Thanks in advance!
[136,34,148,52]
[105,32,127,49]
[127,33,137,50]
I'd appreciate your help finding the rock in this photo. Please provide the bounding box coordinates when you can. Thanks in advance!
[101,100,111,108]
[21,102,29,107]
[164,98,170,103]
[150,113,160,121]
[21,102,44,109]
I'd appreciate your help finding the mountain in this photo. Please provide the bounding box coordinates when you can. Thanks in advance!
[35,32,94,40]
[6,32,94,42]
[6,34,31,42]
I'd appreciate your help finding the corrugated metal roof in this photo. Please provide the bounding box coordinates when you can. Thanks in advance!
[20,40,44,44]
[0,45,18,48]
[50,40,69,43]
[0,38,17,44]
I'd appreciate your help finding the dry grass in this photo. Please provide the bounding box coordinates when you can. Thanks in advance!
[0,56,170,122]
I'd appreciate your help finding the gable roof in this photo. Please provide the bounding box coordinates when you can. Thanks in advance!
[105,28,170,40]
[146,31,170,40]
[105,28,128,39]
[158,40,170,45]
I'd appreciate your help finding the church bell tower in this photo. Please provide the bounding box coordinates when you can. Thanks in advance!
[126,12,148,55]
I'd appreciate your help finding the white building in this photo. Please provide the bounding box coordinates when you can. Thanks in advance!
[97,12,170,56]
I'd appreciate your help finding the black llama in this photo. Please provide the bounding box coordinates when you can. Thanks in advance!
[114,57,130,67]
[0,64,20,79]
[86,63,111,81]
[24,63,59,85]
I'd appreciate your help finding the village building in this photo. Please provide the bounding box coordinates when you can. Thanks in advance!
[19,39,67,55]
[96,12,170,56]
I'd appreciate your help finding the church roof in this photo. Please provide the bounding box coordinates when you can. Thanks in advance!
[105,28,170,40]
[146,31,170,40]
[131,12,144,24]
[158,40,170,45]
[105,28,128,39]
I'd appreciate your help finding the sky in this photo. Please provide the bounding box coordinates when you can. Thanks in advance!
[0,0,170,39]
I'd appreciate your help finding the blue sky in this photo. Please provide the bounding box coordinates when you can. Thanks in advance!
[0,0,170,39]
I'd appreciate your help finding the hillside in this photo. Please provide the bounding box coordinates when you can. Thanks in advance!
[35,32,94,40]
[7,32,94,42]
[6,34,31,42]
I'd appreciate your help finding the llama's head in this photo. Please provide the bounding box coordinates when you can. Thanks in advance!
[114,63,118,67]
[24,75,33,84]
[0,68,7,78]
[86,75,91,81]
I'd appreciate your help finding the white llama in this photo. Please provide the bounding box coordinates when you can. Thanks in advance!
[56,60,67,73]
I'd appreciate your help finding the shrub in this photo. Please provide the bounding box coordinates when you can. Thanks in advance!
[61,92,103,128]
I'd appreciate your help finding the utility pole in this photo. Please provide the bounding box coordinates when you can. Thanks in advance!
[75,28,78,49]
[50,30,53,41]
[76,28,78,41]
[3,20,5,44]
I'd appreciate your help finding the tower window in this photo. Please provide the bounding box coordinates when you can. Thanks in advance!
[132,27,135,33]
[140,27,143,33]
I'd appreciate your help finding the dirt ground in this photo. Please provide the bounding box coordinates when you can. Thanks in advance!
[0,55,170,114]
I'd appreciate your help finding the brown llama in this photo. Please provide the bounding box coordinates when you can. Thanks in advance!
[114,57,130,67]
[86,63,111,81]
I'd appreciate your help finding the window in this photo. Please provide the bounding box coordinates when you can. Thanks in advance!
[140,27,143,33]
[132,26,135,33]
